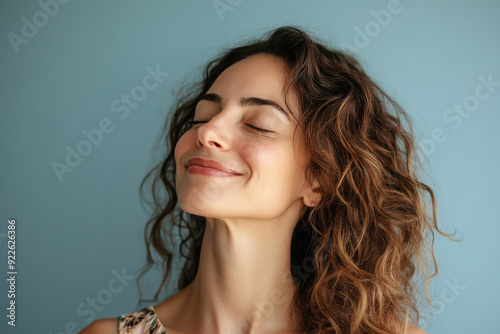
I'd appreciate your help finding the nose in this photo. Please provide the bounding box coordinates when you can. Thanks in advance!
[195,112,233,149]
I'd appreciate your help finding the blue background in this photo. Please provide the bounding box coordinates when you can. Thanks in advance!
[1,1,499,333]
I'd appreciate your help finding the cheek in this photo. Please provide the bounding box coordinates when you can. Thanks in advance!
[271,145,306,192]
[174,131,194,162]
[244,141,298,184]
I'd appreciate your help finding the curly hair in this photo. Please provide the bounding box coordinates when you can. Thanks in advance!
[135,25,451,334]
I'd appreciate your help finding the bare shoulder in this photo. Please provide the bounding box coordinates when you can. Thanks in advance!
[407,325,428,334]
[78,317,119,334]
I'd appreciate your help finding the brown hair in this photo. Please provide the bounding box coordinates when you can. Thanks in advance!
[136,25,451,333]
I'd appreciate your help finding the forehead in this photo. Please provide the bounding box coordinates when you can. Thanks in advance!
[207,54,298,115]
[215,53,287,81]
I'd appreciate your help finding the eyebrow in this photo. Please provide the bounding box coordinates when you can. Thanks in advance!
[198,93,291,122]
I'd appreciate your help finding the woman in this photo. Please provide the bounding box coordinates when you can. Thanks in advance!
[81,26,448,334]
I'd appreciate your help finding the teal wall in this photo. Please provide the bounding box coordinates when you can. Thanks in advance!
[1,1,499,333]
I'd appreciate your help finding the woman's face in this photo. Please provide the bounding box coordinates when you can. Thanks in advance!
[174,53,317,220]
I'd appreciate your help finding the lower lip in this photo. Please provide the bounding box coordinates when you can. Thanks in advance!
[186,165,241,177]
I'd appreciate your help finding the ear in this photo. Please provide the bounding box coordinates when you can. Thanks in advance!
[303,178,321,208]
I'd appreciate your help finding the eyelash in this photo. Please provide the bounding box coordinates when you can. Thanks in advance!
[187,121,272,134]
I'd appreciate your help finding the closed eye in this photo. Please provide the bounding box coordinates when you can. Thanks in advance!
[187,120,272,134]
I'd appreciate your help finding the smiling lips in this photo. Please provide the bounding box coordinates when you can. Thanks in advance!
[185,157,242,177]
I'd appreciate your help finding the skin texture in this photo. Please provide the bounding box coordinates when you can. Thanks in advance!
[167,53,321,334]
[78,53,428,334]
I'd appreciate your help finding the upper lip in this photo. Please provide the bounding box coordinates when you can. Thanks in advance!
[185,157,242,175]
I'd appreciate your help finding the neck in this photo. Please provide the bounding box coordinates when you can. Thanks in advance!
[179,213,301,334]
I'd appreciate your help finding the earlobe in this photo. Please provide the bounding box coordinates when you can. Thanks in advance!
[303,175,321,207]
[304,186,321,208]
[304,196,321,208]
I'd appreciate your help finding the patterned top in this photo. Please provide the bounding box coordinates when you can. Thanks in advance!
[118,305,168,334]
